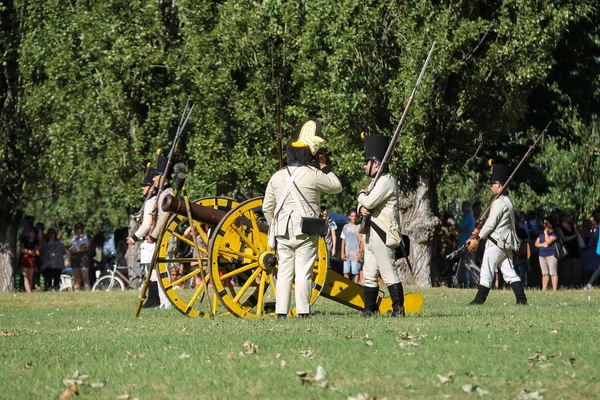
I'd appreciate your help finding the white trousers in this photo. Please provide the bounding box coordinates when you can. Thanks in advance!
[479,244,521,288]
[363,230,400,288]
[275,234,318,315]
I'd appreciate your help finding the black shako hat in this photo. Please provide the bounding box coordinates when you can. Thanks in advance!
[364,135,389,162]
[489,163,510,185]
[156,154,169,175]
[141,167,161,187]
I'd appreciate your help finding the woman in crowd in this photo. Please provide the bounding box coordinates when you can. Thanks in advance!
[535,217,559,292]
[557,212,582,287]
[70,223,90,291]
[88,232,105,287]
[40,228,65,291]
[20,229,39,293]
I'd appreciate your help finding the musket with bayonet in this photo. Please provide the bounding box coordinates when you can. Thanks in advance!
[359,41,436,234]
[134,100,195,318]
[468,121,552,243]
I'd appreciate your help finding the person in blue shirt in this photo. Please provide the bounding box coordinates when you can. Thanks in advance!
[534,217,559,292]
[456,201,476,286]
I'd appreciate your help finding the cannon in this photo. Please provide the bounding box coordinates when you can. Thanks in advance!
[147,192,423,318]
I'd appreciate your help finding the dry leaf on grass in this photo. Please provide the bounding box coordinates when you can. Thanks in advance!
[348,393,386,400]
[516,389,544,399]
[437,372,454,384]
[461,384,490,396]
[178,352,191,360]
[1,330,14,337]
[71,326,84,332]
[116,395,130,400]
[63,371,89,386]
[397,332,419,348]
[345,335,364,340]
[314,365,326,382]
[299,349,314,359]
[296,370,312,385]
[549,329,558,334]
[90,381,106,389]
[365,340,374,346]
[242,341,259,355]
[59,383,79,399]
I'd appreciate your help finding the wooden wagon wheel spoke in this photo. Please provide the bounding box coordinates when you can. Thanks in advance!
[217,246,259,261]
[231,268,262,303]
[229,224,261,254]
[256,271,268,316]
[268,275,277,297]
[245,208,265,252]
[219,262,259,280]
[156,197,238,318]
[167,264,207,289]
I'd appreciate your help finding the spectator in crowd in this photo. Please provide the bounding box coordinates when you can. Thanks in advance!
[556,212,582,287]
[88,232,105,287]
[33,222,46,290]
[583,212,600,290]
[456,201,476,287]
[321,206,338,260]
[535,216,559,292]
[70,222,90,291]
[340,210,365,283]
[40,228,65,291]
[20,229,38,293]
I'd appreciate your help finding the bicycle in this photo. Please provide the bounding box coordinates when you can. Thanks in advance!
[92,253,147,292]
[445,245,481,288]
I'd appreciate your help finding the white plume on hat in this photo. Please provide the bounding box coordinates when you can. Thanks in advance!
[291,120,326,155]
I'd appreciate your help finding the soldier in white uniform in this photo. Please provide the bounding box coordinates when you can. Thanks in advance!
[127,167,161,308]
[466,163,527,305]
[263,119,342,319]
[147,155,175,309]
[358,135,404,317]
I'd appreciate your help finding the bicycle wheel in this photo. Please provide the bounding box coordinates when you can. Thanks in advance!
[92,275,125,291]
[465,260,481,287]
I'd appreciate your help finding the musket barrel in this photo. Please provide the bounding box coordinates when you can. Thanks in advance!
[161,194,268,234]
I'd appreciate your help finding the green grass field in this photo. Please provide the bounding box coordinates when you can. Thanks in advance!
[1,287,599,399]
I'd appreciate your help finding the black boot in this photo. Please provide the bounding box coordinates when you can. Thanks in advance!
[362,286,379,317]
[388,283,405,317]
[297,313,310,319]
[510,281,528,305]
[469,285,490,305]
[277,314,287,320]
[142,281,160,308]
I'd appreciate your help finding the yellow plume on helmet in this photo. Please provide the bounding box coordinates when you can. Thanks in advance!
[291,120,326,155]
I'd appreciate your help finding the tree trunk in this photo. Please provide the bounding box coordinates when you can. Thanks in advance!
[126,213,141,269]
[396,175,439,287]
[0,207,21,293]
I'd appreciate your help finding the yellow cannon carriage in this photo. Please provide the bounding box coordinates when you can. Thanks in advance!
[144,193,423,318]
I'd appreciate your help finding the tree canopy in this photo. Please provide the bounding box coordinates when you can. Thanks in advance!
[1,0,598,248]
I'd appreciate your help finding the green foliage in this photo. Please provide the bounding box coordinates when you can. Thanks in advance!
[0,0,598,236]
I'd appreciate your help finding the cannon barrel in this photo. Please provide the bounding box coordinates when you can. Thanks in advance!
[162,194,268,234]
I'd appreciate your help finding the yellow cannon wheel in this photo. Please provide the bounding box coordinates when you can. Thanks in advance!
[156,196,238,317]
[208,197,328,318]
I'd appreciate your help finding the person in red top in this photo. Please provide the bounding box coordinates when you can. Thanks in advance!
[20,229,39,293]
